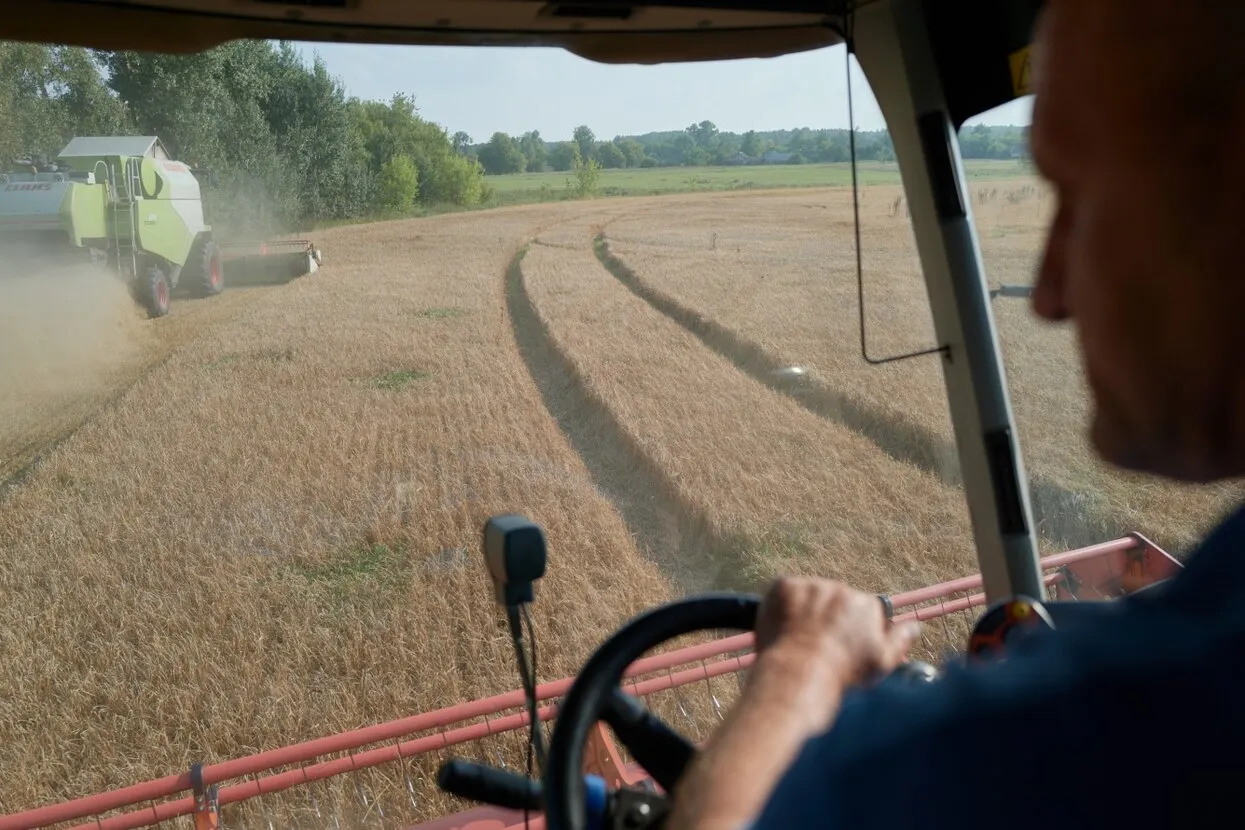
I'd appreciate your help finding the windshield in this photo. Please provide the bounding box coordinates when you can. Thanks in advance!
[961,102,1243,558]
[0,36,1227,828]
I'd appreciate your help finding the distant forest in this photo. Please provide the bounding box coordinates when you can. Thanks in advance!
[466,121,1030,175]
[1,40,1029,232]
[0,41,488,234]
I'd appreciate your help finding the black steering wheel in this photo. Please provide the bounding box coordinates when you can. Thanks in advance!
[543,591,941,830]
[543,593,760,830]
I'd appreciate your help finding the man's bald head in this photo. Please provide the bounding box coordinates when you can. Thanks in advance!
[1030,0,1245,483]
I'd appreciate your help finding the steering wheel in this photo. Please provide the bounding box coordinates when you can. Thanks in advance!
[544,592,943,830]
[543,592,759,830]
[543,591,945,830]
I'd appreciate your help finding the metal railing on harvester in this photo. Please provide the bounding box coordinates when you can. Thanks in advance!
[0,533,1181,830]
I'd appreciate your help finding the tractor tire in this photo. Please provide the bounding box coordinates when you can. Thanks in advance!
[184,235,225,298]
[138,265,171,318]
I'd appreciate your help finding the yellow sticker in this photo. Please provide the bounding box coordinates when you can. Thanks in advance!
[1009,46,1032,97]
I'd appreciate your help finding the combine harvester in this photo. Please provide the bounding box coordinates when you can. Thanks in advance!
[0,136,322,318]
[0,1,1197,829]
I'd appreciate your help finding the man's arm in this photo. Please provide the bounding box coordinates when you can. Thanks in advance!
[670,508,1243,829]
[721,588,1231,829]
[667,578,919,830]
[665,643,845,830]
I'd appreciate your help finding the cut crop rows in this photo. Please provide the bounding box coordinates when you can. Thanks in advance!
[603,186,1241,555]
[0,204,676,825]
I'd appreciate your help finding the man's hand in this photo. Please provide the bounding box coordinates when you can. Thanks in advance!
[666,576,920,830]
[755,577,921,726]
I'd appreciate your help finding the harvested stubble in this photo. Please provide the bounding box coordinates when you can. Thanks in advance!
[5,179,1211,825]
[0,268,277,486]
[520,217,981,604]
[604,184,1242,555]
[0,203,682,825]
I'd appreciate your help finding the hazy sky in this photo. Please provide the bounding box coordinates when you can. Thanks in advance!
[296,41,1033,143]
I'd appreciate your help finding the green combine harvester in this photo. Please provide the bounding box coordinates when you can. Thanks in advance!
[0,136,322,317]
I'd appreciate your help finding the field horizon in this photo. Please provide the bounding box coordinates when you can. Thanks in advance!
[302,159,1036,230]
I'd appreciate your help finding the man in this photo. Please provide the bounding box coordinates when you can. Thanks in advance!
[669,1,1245,827]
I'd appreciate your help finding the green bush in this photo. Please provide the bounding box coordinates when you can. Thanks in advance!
[377,154,419,211]
[424,150,486,206]
[571,155,601,198]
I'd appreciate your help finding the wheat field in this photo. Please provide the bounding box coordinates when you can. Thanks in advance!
[0,182,1238,825]
[604,183,1243,554]
[521,217,978,597]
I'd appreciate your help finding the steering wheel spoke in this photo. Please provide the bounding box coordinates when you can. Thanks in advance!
[602,688,697,793]
[545,593,761,830]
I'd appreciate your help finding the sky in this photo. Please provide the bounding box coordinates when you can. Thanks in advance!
[295,41,1033,143]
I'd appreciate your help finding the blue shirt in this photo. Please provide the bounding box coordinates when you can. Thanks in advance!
[750,502,1245,828]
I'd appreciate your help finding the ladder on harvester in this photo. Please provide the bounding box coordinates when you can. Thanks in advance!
[106,158,141,279]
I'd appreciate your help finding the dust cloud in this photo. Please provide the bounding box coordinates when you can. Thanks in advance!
[0,263,156,477]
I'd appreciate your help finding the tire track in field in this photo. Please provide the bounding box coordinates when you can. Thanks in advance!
[593,232,1124,553]
[505,234,727,594]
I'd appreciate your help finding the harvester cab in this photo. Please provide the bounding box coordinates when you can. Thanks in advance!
[0,1,1212,830]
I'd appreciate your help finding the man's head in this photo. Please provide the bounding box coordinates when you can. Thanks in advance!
[1030,0,1245,483]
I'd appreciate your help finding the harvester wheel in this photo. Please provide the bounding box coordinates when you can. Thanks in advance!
[185,235,225,298]
[139,266,171,318]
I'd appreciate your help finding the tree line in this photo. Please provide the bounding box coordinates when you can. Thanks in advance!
[466,120,1029,175]
[0,41,490,235]
[1,40,1030,229]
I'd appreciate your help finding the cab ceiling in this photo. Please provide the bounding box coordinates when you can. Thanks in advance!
[0,0,853,63]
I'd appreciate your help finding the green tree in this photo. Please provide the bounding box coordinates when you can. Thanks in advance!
[682,145,710,167]
[0,43,55,161]
[787,127,816,155]
[350,93,486,207]
[672,132,694,162]
[570,153,601,197]
[595,141,626,169]
[645,139,683,167]
[875,131,895,162]
[426,152,487,205]
[518,130,547,172]
[548,141,579,172]
[616,137,645,168]
[740,130,763,159]
[104,42,315,232]
[261,47,371,225]
[712,134,742,164]
[377,154,419,210]
[476,131,526,175]
[51,48,131,137]
[685,120,719,152]
[0,44,131,164]
[572,125,595,164]
[104,43,272,170]
[814,132,849,163]
[452,131,473,155]
[0,41,484,227]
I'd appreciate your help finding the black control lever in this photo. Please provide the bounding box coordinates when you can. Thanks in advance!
[438,758,613,824]
[602,688,696,793]
[483,515,550,771]
[437,759,544,811]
